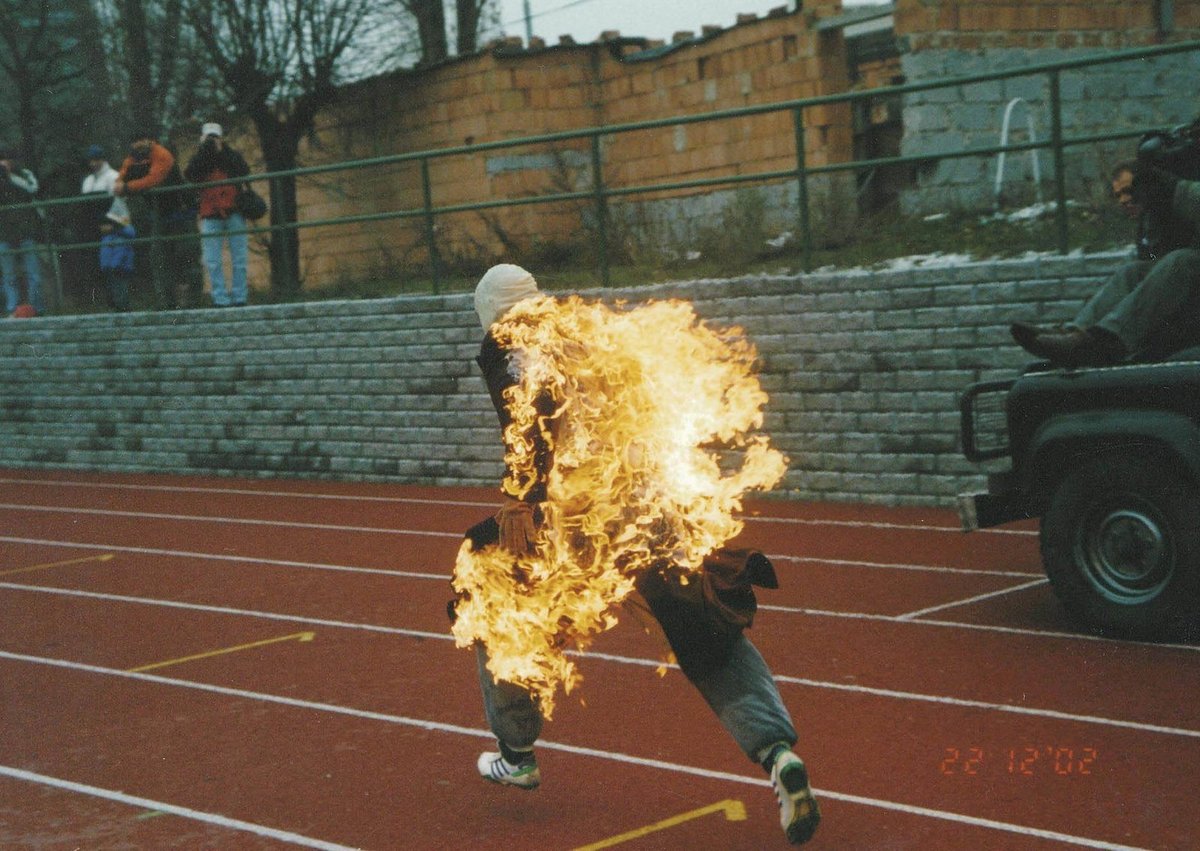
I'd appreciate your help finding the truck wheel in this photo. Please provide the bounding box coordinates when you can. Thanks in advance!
[1040,452,1200,640]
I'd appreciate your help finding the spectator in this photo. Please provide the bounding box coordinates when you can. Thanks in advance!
[1011,164,1200,367]
[184,122,251,307]
[98,209,134,312]
[0,148,45,317]
[79,144,129,293]
[82,144,119,196]
[114,131,202,310]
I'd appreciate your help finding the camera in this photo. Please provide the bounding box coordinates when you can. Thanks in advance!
[1137,117,1200,180]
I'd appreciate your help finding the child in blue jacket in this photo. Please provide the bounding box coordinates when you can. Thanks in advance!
[99,209,134,311]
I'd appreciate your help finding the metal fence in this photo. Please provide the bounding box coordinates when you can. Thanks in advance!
[5,37,1200,313]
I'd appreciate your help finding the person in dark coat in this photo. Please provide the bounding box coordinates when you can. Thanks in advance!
[1011,162,1200,366]
[115,131,202,310]
[454,264,821,846]
[184,122,252,307]
[0,148,44,316]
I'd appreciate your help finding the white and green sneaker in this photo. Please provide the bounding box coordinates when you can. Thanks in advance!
[477,751,541,790]
[770,750,820,844]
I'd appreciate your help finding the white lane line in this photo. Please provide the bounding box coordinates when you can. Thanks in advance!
[577,649,1200,740]
[0,651,1157,851]
[0,533,1030,581]
[895,578,1051,620]
[768,553,1040,579]
[0,765,361,851]
[755,602,1200,653]
[0,475,1029,536]
[0,475,498,508]
[749,513,1038,536]
[2,537,1193,652]
[0,503,463,539]
[3,582,1196,739]
[0,536,447,581]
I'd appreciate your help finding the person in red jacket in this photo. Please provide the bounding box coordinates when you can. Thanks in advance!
[184,122,252,307]
[115,131,202,310]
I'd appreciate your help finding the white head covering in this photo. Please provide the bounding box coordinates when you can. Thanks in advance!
[200,122,223,140]
[474,263,539,332]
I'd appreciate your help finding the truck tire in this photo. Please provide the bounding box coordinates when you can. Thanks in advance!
[1040,451,1200,640]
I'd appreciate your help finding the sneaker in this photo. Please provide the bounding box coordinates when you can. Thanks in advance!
[770,751,820,845]
[476,751,540,790]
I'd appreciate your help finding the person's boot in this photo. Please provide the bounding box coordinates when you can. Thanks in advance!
[1022,327,1125,368]
[1009,320,1042,352]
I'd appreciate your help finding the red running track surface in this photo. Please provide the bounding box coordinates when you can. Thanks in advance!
[0,469,1196,850]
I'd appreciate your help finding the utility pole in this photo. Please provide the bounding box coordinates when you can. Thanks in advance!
[523,0,533,42]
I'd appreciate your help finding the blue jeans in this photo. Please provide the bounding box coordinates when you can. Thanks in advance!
[1,238,43,314]
[476,633,798,763]
[200,214,249,306]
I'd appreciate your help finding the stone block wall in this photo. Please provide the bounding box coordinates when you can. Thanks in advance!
[893,0,1200,213]
[0,252,1125,505]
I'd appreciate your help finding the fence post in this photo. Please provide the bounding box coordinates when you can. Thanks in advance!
[793,107,813,272]
[1049,70,1070,254]
[421,157,441,293]
[591,133,610,287]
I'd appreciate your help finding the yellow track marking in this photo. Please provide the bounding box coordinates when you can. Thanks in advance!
[572,799,747,850]
[0,553,114,576]
[126,631,315,673]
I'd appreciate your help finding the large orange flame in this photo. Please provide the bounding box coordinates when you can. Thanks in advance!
[451,295,787,715]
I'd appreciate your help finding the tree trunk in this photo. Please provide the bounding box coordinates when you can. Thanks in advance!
[254,119,304,296]
[456,0,484,55]
[412,0,448,65]
[116,0,158,134]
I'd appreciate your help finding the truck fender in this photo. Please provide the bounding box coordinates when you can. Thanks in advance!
[1020,409,1200,498]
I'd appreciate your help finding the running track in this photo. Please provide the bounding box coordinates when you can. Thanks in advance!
[0,469,1195,850]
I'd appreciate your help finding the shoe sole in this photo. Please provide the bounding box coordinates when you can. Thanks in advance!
[481,774,540,791]
[779,762,821,845]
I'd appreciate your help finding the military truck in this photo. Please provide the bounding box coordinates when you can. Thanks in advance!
[957,358,1200,640]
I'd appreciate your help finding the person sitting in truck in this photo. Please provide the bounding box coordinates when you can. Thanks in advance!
[1010,162,1200,368]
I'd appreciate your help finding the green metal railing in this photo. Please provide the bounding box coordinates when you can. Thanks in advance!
[6,37,1200,310]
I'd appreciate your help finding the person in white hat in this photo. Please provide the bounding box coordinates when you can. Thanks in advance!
[184,122,253,307]
[452,264,821,846]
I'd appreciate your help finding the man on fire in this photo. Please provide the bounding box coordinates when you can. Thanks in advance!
[448,264,821,845]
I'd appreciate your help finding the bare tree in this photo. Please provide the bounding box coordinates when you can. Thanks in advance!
[0,0,89,169]
[186,0,374,294]
[96,0,217,143]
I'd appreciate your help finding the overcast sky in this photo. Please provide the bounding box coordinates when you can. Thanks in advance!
[493,0,878,45]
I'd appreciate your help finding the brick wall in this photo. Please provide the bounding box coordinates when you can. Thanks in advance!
[0,252,1126,505]
[219,4,854,290]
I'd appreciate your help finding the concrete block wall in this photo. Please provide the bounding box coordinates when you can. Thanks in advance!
[0,252,1124,505]
[894,0,1200,213]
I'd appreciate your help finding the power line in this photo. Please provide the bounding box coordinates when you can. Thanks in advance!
[502,0,606,31]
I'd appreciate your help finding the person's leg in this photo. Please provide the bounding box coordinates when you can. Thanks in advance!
[1072,259,1153,328]
[1094,249,1200,356]
[227,212,249,305]
[19,239,43,314]
[687,635,819,845]
[199,217,229,306]
[474,643,543,788]
[168,215,205,308]
[686,634,797,761]
[149,212,175,309]
[0,241,18,313]
[111,271,131,312]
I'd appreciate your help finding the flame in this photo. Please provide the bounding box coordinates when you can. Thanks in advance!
[451,295,787,715]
